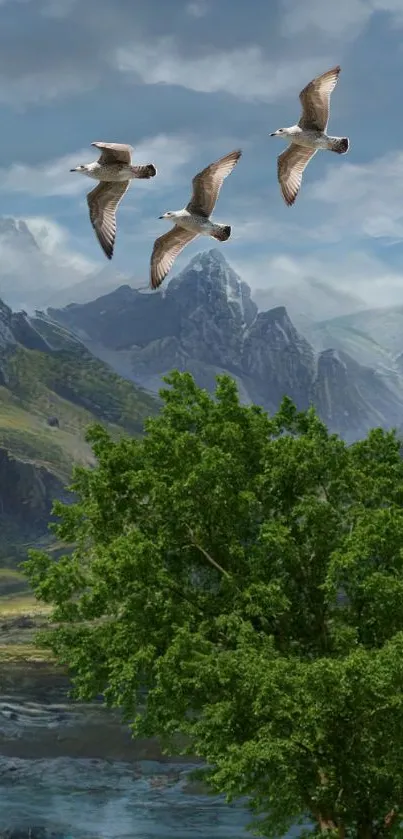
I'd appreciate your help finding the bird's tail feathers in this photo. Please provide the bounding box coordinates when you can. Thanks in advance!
[212,224,231,242]
[329,137,349,154]
[131,164,157,178]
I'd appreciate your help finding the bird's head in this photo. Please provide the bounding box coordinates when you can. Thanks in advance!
[270,127,296,138]
[158,211,175,220]
[70,164,87,173]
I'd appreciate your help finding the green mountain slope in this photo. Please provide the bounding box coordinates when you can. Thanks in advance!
[0,305,158,566]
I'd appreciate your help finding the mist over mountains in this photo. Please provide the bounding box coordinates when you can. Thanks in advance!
[0,216,393,322]
[2,211,403,442]
[46,249,403,442]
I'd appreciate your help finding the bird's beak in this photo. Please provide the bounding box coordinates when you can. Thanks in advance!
[269,132,277,137]
[70,168,77,172]
[158,215,164,219]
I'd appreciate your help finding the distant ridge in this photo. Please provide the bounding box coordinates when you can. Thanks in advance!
[48,249,403,442]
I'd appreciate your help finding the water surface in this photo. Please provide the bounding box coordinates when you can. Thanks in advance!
[0,755,251,838]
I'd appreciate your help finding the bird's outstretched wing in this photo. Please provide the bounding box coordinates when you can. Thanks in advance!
[150,226,199,289]
[298,66,341,132]
[277,145,317,206]
[91,141,133,165]
[186,150,242,218]
[87,180,130,259]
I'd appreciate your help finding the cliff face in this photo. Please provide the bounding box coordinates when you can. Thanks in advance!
[241,306,315,410]
[0,447,62,525]
[48,249,403,442]
[0,447,67,559]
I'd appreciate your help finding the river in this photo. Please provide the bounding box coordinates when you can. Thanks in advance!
[0,666,251,839]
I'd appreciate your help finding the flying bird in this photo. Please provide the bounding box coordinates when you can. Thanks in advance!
[270,66,349,206]
[70,142,157,259]
[150,149,242,290]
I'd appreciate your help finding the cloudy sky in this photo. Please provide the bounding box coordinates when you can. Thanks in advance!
[1,0,403,311]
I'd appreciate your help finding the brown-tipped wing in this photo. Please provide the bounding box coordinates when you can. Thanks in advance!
[91,141,133,165]
[186,149,242,218]
[87,181,130,259]
[298,66,341,132]
[277,145,317,206]
[150,226,199,289]
[130,164,157,179]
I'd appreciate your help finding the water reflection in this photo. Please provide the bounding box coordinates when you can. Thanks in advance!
[0,757,251,839]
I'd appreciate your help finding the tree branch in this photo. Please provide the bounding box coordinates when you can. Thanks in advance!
[384,808,398,831]
[372,806,400,839]
[185,526,241,592]
[165,579,205,616]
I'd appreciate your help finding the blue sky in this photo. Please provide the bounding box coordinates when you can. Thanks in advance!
[1,0,403,311]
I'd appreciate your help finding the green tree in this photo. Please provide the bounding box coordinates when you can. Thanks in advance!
[26,371,403,839]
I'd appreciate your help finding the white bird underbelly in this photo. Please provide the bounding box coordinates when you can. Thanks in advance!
[174,212,215,235]
[85,163,134,182]
[289,131,331,150]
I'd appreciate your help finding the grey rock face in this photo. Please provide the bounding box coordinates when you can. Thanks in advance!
[48,249,403,441]
[0,446,65,529]
[242,306,315,410]
[0,299,16,350]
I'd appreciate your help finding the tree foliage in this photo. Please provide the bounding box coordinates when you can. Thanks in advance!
[25,371,403,839]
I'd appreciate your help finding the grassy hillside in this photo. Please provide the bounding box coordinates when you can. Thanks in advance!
[0,584,54,665]
[5,342,157,434]
[0,344,157,486]
[0,331,158,568]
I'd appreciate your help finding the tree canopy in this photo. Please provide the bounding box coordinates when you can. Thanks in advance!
[25,371,403,839]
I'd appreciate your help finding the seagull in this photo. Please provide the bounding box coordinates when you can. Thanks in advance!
[150,149,242,290]
[70,142,157,259]
[270,66,349,206]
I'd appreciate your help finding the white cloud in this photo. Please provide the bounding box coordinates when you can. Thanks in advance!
[307,151,403,243]
[280,0,371,38]
[0,150,92,197]
[24,216,96,274]
[0,134,196,199]
[0,0,389,108]
[0,216,98,311]
[40,0,79,18]
[370,0,403,25]
[185,0,209,18]
[114,38,332,101]
[131,134,196,188]
[231,248,403,312]
[0,0,31,5]
[280,0,403,39]
[0,71,97,108]
[228,149,403,253]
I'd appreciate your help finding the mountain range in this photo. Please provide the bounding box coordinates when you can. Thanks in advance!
[3,214,403,379]
[306,307,403,373]
[46,249,403,443]
[3,244,403,568]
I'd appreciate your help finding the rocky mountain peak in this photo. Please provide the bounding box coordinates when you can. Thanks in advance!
[168,249,257,329]
[317,347,347,371]
[0,297,16,350]
[242,304,316,411]
[0,217,39,251]
[244,305,314,361]
[0,296,56,355]
[46,248,403,441]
